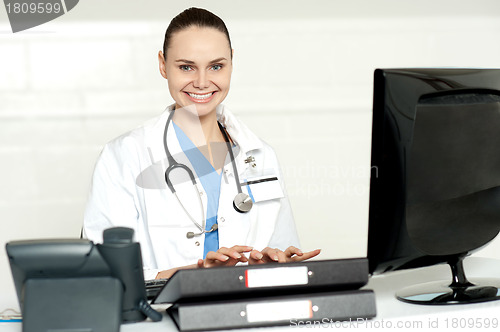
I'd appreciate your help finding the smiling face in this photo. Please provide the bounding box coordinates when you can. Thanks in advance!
[159,26,233,118]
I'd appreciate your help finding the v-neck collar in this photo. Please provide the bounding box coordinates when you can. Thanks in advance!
[172,121,224,185]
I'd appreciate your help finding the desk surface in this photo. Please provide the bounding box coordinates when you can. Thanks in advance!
[2,257,500,331]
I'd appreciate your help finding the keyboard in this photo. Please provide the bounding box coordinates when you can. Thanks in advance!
[144,278,169,300]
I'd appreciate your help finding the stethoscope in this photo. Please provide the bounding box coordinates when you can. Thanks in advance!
[163,109,253,239]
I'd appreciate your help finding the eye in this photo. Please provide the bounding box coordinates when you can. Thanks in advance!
[210,64,222,71]
[179,65,193,72]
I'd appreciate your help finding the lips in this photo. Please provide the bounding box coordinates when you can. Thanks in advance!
[185,91,216,103]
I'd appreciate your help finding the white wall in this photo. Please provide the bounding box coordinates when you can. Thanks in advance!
[2,0,500,310]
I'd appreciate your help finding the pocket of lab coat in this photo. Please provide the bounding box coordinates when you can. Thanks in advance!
[144,183,204,227]
[148,223,204,267]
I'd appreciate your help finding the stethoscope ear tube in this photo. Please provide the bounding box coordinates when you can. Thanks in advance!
[164,163,197,194]
[186,224,218,239]
[163,109,199,194]
[217,122,253,213]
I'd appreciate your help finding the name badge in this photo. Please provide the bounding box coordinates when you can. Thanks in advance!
[241,175,284,203]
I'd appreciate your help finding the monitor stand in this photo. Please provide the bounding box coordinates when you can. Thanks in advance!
[396,255,500,305]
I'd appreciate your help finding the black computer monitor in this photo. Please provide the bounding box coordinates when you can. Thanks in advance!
[367,68,500,305]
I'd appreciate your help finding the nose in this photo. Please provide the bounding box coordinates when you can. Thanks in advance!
[193,70,209,90]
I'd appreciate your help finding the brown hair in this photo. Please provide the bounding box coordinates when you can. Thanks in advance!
[163,7,232,60]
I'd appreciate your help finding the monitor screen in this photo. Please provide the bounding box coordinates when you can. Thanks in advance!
[367,68,500,304]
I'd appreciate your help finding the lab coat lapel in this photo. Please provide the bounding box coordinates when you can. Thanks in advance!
[216,105,262,181]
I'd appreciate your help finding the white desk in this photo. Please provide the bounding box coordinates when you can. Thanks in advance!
[2,257,500,331]
[363,257,500,330]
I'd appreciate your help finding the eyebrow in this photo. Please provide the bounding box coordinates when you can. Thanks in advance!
[175,59,195,64]
[209,57,228,63]
[174,57,228,64]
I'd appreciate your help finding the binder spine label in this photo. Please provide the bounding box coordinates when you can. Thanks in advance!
[245,266,309,288]
[245,300,313,323]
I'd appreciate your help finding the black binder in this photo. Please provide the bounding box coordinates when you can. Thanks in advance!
[155,258,376,331]
[153,258,369,304]
[168,290,376,331]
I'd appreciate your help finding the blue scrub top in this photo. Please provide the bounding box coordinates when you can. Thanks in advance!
[173,122,222,259]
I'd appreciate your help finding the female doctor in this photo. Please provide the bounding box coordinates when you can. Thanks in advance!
[83,7,320,280]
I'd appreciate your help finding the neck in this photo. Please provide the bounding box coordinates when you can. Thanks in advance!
[199,111,224,143]
[173,105,223,147]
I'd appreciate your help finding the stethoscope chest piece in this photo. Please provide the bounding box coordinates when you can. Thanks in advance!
[233,193,253,213]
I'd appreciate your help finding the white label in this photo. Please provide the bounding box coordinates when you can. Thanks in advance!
[245,175,284,202]
[246,300,313,323]
[245,266,309,288]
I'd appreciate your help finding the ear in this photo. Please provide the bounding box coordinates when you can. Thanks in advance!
[158,51,168,79]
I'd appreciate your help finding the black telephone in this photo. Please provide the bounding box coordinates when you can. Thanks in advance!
[97,227,162,322]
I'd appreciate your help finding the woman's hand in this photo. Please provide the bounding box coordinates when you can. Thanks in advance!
[197,245,254,268]
[155,246,321,278]
[248,246,321,265]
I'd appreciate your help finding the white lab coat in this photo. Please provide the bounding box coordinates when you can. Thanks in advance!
[83,104,300,280]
